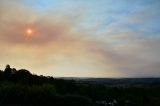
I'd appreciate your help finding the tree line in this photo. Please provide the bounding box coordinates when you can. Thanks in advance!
[0,65,160,106]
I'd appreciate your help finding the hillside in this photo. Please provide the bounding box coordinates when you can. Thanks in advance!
[0,65,160,106]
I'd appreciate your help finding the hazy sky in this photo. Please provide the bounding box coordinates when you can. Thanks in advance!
[0,0,160,77]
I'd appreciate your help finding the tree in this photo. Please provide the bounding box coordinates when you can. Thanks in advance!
[17,69,31,75]
[4,64,12,75]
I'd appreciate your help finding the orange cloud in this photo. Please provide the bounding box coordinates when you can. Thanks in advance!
[0,1,118,77]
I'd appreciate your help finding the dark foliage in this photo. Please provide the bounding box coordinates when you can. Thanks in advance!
[0,65,160,106]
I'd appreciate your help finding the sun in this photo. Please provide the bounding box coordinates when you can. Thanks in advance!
[25,28,33,37]
[27,29,32,34]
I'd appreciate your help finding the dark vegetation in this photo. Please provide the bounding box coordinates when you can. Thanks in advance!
[0,65,160,106]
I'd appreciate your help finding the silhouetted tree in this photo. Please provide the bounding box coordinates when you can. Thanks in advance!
[11,68,17,74]
[4,64,11,74]
[0,65,160,106]
[0,70,4,80]
[16,69,31,77]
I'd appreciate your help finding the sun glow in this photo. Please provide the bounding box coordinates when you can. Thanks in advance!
[27,29,32,34]
[25,28,33,37]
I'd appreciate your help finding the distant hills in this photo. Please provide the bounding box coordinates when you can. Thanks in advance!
[59,77,160,87]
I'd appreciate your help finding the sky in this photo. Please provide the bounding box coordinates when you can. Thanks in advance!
[0,0,160,77]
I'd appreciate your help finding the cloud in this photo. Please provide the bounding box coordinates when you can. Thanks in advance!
[95,29,160,77]
[0,1,115,77]
[0,0,160,77]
